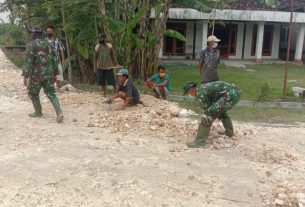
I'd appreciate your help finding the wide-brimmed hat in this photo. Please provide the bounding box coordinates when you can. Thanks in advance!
[207,35,221,42]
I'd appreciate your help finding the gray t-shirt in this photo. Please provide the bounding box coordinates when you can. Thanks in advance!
[199,48,220,83]
[118,79,140,101]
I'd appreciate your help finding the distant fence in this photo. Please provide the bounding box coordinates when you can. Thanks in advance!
[3,45,26,52]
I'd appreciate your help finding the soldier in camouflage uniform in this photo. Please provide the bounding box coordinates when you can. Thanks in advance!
[183,81,241,148]
[22,27,64,123]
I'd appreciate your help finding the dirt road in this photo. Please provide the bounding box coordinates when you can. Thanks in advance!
[0,49,305,207]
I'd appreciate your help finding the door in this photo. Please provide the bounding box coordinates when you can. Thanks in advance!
[164,23,186,56]
[211,24,238,59]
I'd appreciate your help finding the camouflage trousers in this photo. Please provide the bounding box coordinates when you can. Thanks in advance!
[200,92,241,127]
[27,77,57,101]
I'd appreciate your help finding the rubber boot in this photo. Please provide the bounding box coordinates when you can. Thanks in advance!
[186,125,210,148]
[29,100,43,118]
[221,116,234,137]
[50,98,64,123]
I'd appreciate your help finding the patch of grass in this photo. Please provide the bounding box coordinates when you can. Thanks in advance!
[8,54,24,68]
[229,106,305,124]
[1,48,25,68]
[75,83,99,92]
[178,100,305,124]
[166,63,305,101]
[74,83,118,96]
[3,47,305,102]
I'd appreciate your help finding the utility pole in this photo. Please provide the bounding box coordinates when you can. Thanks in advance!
[282,0,295,99]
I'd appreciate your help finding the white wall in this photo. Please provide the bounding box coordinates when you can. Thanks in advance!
[244,23,280,60]
[185,21,206,59]
[271,24,280,59]
[163,20,281,60]
[229,23,244,59]
[185,21,194,55]
[244,23,254,59]
[195,22,204,58]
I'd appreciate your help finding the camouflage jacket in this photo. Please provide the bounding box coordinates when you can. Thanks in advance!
[196,81,241,109]
[22,38,59,81]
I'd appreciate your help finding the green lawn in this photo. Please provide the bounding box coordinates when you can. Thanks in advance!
[179,99,305,124]
[4,50,305,124]
[165,63,305,101]
[76,63,305,102]
[4,48,305,102]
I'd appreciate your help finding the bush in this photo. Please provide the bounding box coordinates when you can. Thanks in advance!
[257,80,271,101]
[0,24,27,45]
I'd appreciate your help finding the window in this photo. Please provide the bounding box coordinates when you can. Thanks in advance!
[262,25,274,56]
[163,23,186,55]
[229,26,237,55]
[251,24,274,56]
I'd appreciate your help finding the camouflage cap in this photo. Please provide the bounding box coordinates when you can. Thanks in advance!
[183,81,197,95]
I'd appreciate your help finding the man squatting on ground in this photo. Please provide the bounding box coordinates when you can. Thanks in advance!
[144,65,170,100]
[22,27,64,123]
[103,69,143,109]
[94,33,121,97]
[183,81,241,148]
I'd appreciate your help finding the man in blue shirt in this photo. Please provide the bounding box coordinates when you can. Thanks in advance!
[144,65,170,99]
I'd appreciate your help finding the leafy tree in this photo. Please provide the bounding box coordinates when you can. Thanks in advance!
[1,0,212,83]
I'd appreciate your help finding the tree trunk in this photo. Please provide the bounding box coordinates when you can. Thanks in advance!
[99,0,113,42]
[60,0,73,83]
[25,0,31,29]
[145,0,171,78]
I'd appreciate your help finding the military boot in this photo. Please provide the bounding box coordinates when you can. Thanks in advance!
[29,100,43,118]
[50,98,64,123]
[186,124,210,148]
[221,116,234,137]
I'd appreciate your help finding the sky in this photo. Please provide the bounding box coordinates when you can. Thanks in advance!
[0,0,9,23]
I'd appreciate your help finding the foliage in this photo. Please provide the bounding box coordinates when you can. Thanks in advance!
[257,81,271,101]
[163,63,305,101]
[0,0,212,83]
[164,29,187,42]
[0,23,26,45]
[178,100,305,124]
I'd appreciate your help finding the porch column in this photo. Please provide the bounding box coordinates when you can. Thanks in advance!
[294,24,305,63]
[236,23,245,59]
[255,22,265,63]
[202,21,208,50]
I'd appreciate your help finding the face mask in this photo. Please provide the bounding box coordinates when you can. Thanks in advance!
[47,33,52,38]
[99,39,105,44]
[159,72,165,78]
[212,43,218,48]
